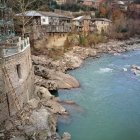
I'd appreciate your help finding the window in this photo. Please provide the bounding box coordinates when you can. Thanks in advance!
[42,18,46,22]
[16,64,22,79]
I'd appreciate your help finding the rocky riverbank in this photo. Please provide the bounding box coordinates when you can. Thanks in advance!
[31,37,140,139]
[0,86,71,140]
[33,37,140,91]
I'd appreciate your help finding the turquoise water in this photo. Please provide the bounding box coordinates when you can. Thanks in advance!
[58,48,140,140]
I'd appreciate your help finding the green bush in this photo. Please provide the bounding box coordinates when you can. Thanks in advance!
[64,37,71,51]
[63,33,108,49]
[87,34,108,47]
[78,34,88,46]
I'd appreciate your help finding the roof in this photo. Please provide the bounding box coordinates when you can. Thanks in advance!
[16,10,72,19]
[117,1,125,5]
[73,16,84,21]
[93,18,112,22]
[73,16,91,21]
[16,11,42,17]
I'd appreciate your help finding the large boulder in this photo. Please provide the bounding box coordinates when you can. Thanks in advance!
[131,65,140,75]
[62,54,83,70]
[35,76,58,91]
[50,71,80,89]
[35,66,80,89]
[41,100,68,115]
[37,86,53,100]
[24,108,57,139]
[62,132,71,140]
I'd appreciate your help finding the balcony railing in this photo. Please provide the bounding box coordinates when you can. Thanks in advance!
[42,25,72,33]
[0,37,30,58]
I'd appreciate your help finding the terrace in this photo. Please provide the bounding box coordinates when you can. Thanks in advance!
[0,37,30,58]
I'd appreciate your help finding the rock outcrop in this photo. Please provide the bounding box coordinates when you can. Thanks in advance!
[1,95,69,140]
[62,132,71,140]
[131,65,140,75]
[34,65,80,90]
[36,86,54,100]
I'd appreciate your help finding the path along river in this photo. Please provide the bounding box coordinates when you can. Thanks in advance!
[58,46,140,140]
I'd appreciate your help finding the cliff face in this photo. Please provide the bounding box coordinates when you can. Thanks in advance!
[0,92,70,140]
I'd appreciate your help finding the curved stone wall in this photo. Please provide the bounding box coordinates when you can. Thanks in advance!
[0,45,34,122]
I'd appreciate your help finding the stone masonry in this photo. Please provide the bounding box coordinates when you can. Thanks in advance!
[0,37,34,123]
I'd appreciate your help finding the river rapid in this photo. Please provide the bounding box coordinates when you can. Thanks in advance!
[58,47,140,140]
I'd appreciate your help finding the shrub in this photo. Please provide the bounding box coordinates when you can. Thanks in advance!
[64,33,108,49]
[63,37,71,51]
[47,47,64,60]
[87,34,108,47]
[78,34,88,47]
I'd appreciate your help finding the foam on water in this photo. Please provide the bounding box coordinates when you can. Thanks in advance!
[98,68,113,73]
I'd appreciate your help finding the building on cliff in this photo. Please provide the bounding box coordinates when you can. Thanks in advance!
[72,15,96,33]
[92,18,112,34]
[16,10,73,40]
[111,0,128,12]
[0,0,34,123]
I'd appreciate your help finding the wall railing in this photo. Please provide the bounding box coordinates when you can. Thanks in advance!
[0,37,30,58]
[41,25,72,33]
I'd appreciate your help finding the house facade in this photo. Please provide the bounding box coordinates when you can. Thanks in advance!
[16,11,72,40]
[128,3,140,19]
[111,0,128,11]
[72,15,96,33]
[92,18,112,34]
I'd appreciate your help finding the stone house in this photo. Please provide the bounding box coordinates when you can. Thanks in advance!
[72,15,95,33]
[111,0,128,11]
[16,10,73,40]
[0,1,34,123]
[92,18,112,34]
[128,3,140,19]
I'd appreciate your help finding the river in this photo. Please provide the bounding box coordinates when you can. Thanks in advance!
[58,48,140,140]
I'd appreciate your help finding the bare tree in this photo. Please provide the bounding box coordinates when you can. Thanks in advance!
[8,0,49,38]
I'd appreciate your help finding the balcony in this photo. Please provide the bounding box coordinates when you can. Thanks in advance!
[42,25,72,33]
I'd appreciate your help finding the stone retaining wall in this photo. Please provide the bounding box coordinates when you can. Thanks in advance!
[0,45,34,122]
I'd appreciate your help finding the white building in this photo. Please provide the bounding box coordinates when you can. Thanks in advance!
[92,18,112,34]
